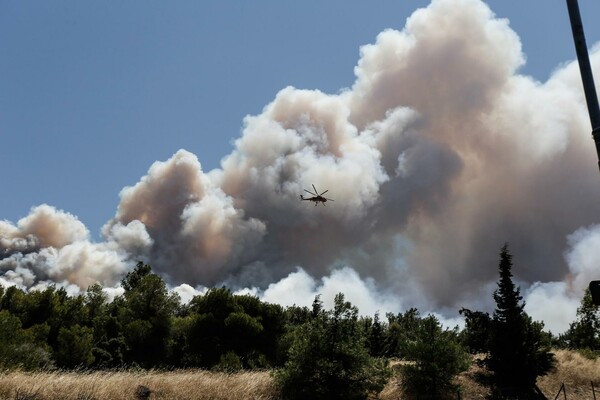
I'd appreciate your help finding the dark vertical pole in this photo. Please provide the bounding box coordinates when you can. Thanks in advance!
[566,0,600,172]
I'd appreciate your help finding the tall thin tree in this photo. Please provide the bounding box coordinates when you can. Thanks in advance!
[487,244,555,399]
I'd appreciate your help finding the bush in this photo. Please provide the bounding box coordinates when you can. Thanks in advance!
[402,315,469,398]
[273,294,391,400]
[213,351,243,372]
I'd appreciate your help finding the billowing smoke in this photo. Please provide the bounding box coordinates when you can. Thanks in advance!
[0,204,150,290]
[2,0,600,332]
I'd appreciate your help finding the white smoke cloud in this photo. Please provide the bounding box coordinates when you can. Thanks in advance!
[565,224,600,290]
[524,224,600,333]
[171,283,207,304]
[524,282,579,335]
[1,204,88,254]
[0,206,149,290]
[2,0,600,332]
[260,267,401,316]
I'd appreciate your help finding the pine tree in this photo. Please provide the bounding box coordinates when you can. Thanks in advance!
[487,244,555,399]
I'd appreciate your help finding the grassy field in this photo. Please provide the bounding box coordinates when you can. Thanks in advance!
[0,350,597,400]
[0,370,278,400]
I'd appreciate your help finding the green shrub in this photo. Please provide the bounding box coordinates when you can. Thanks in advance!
[273,294,391,400]
[213,351,243,372]
[402,315,469,398]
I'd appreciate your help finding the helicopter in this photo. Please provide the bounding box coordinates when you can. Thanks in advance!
[300,184,334,206]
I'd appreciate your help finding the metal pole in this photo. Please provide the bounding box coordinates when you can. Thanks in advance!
[566,0,600,172]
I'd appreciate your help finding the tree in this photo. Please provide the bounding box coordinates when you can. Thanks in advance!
[187,287,244,368]
[363,312,386,357]
[402,315,470,398]
[459,307,491,354]
[234,294,286,367]
[180,288,285,369]
[486,244,555,399]
[0,310,53,370]
[119,262,179,367]
[121,261,152,292]
[55,324,95,368]
[560,288,600,354]
[273,294,390,400]
[384,307,422,357]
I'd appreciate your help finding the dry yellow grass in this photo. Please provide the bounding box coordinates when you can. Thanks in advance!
[0,350,597,400]
[0,370,278,400]
[537,349,600,400]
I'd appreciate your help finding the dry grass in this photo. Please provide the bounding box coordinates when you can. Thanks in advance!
[537,349,600,400]
[380,351,600,400]
[0,350,597,400]
[453,350,600,400]
[0,370,278,400]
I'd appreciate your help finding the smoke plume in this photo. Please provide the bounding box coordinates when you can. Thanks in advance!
[2,0,600,332]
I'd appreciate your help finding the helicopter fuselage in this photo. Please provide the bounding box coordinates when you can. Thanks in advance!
[300,195,328,205]
[300,185,333,206]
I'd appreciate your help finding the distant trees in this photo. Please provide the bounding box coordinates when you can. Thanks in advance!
[0,264,289,371]
[273,294,390,400]
[559,288,600,354]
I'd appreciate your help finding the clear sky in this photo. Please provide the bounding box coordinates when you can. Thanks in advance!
[3,0,600,237]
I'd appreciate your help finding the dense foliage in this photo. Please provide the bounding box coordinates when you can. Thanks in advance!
[0,263,287,371]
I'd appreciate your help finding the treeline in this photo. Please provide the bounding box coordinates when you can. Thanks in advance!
[0,245,598,399]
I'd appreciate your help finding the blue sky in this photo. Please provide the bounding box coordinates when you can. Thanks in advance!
[2,0,600,238]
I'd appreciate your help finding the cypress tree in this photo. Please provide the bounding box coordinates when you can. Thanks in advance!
[487,244,555,399]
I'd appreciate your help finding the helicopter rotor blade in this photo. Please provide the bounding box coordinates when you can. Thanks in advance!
[319,189,329,196]
[312,184,318,196]
[304,189,317,196]
[325,198,334,201]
